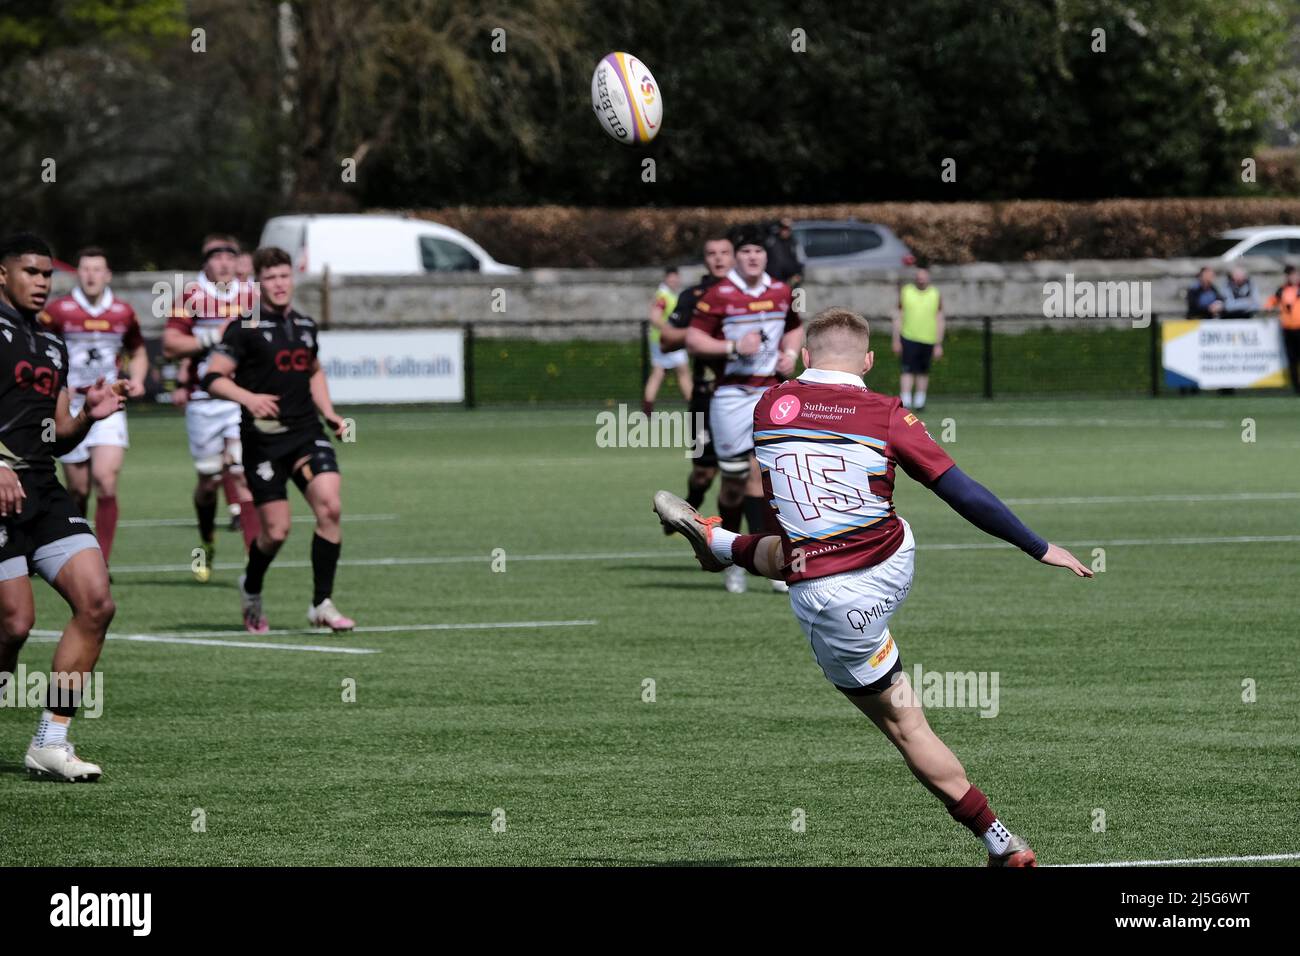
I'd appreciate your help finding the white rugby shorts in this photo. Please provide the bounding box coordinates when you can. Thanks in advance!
[59,395,128,465]
[186,399,242,474]
[788,519,916,690]
[709,384,766,460]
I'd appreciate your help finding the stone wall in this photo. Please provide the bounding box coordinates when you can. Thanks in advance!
[68,258,1286,337]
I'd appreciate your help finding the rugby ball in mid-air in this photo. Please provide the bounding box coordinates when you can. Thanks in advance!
[591,52,662,145]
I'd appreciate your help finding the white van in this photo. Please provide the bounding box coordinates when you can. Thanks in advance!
[258,214,520,276]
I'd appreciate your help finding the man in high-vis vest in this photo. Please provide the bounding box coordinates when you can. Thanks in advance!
[644,267,689,414]
[891,267,945,411]
[1265,265,1300,394]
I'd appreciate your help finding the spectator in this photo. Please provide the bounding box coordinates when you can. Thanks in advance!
[764,218,803,287]
[1222,267,1259,318]
[1264,264,1300,394]
[1186,266,1225,318]
[644,267,690,413]
[891,265,945,411]
[235,251,254,283]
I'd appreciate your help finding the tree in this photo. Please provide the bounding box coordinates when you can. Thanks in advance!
[280,0,582,207]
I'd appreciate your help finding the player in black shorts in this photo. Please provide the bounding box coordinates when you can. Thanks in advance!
[0,232,126,781]
[657,234,734,523]
[203,246,354,633]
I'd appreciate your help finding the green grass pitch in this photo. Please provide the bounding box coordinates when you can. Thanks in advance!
[0,395,1296,866]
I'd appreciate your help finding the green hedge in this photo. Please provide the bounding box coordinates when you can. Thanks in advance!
[418,191,1300,269]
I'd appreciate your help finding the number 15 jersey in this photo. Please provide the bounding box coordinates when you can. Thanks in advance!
[753,367,955,583]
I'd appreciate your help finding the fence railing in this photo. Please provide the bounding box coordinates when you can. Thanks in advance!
[460,315,1181,406]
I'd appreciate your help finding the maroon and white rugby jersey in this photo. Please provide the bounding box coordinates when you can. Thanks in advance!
[40,289,143,392]
[165,274,255,400]
[753,368,956,583]
[689,269,799,388]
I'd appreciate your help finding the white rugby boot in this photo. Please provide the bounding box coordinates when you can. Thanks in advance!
[652,490,727,572]
[308,598,355,632]
[25,740,102,782]
[988,833,1038,867]
[724,564,748,593]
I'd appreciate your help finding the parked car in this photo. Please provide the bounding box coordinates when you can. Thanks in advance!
[790,219,915,270]
[1191,226,1300,262]
[258,214,520,276]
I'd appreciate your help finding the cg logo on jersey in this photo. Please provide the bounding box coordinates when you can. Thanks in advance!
[14,360,58,396]
[274,348,312,371]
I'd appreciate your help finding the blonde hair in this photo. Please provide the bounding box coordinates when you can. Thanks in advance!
[805,307,870,360]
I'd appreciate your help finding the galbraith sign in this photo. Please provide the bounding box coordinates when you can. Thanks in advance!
[1161,319,1287,389]
[318,329,464,403]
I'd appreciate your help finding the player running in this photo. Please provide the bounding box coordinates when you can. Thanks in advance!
[163,234,260,581]
[643,267,690,414]
[685,225,802,594]
[202,247,354,633]
[40,247,146,567]
[0,233,126,782]
[658,235,734,530]
[654,307,1092,866]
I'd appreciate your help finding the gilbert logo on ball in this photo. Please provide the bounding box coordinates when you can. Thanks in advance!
[591,52,662,145]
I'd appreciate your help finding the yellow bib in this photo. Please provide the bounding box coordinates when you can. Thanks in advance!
[900,284,940,344]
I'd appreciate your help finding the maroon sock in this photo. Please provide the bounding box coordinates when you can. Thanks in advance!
[719,500,743,533]
[731,534,768,574]
[220,471,242,513]
[642,400,654,416]
[239,497,261,552]
[94,495,118,564]
[947,784,997,836]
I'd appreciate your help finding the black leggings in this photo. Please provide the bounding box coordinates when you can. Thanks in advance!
[1284,328,1300,394]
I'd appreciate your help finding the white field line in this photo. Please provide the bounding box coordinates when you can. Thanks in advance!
[1002,492,1300,505]
[105,532,1300,576]
[1052,851,1300,868]
[26,619,599,654]
[976,417,1231,429]
[116,513,399,528]
[28,630,376,655]
[110,493,1283,522]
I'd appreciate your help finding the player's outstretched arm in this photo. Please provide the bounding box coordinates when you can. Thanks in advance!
[929,466,1092,578]
[309,360,345,438]
[1037,543,1092,577]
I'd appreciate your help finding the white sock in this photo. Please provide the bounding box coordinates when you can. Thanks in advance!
[981,817,1013,855]
[34,710,71,748]
[900,390,912,407]
[914,389,927,407]
[708,526,738,564]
